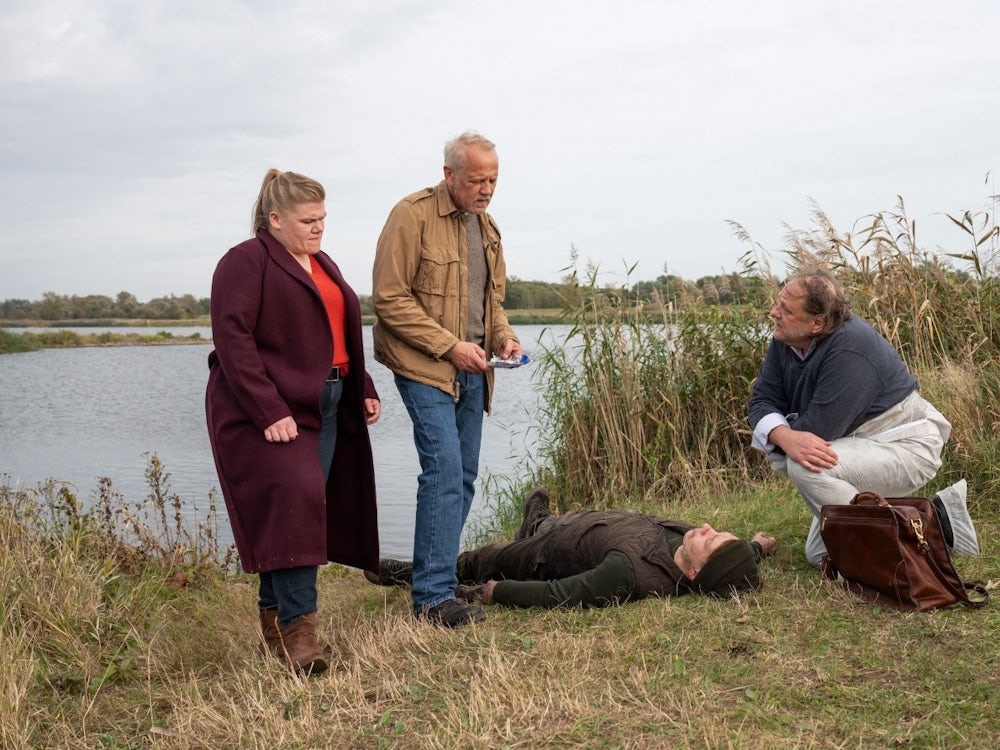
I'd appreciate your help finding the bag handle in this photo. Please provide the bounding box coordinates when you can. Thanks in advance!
[851,491,891,507]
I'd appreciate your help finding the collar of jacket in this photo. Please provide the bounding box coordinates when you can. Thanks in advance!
[256,229,322,286]
[432,180,460,218]
[431,180,500,242]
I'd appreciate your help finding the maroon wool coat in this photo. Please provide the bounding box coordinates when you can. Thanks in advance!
[205,230,379,574]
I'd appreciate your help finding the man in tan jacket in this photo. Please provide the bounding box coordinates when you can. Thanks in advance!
[372,131,522,628]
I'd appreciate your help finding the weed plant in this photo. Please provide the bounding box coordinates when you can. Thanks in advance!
[1,456,238,748]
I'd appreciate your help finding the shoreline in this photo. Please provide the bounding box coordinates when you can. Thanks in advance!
[0,313,568,353]
[0,309,567,330]
[0,329,211,354]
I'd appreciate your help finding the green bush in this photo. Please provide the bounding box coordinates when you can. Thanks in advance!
[0,329,40,353]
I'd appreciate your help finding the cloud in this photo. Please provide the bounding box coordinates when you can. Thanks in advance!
[1,0,997,301]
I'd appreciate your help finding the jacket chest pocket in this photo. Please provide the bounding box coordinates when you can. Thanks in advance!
[551,520,608,557]
[414,243,460,296]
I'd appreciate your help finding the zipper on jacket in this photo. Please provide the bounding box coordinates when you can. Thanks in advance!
[452,213,465,403]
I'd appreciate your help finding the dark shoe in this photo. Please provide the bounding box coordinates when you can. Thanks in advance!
[455,583,487,604]
[277,612,330,675]
[363,559,413,586]
[419,599,486,628]
[516,486,551,539]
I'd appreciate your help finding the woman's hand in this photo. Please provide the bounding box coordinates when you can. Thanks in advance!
[364,398,381,425]
[264,416,298,443]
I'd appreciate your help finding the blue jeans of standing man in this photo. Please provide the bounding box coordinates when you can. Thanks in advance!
[258,378,343,626]
[395,372,485,612]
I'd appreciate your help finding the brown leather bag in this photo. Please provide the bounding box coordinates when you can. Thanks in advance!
[819,492,988,611]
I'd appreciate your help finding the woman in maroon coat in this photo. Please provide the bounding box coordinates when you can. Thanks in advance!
[206,169,380,675]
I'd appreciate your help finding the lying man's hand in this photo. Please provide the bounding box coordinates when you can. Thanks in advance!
[752,531,777,557]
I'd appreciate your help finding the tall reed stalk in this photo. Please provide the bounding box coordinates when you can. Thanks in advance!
[533,264,771,511]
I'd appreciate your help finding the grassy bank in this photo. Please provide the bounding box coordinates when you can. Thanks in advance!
[1,311,572,330]
[2,470,997,749]
[0,318,213,329]
[4,201,1000,747]
[0,328,209,354]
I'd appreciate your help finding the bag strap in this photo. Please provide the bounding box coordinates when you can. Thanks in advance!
[922,546,990,608]
[963,583,990,607]
[898,495,990,608]
[820,555,839,581]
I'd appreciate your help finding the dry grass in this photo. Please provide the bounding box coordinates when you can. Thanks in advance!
[3,475,999,749]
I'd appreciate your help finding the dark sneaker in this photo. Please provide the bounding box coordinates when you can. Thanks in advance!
[515,486,551,539]
[455,583,487,604]
[363,559,413,587]
[419,599,486,628]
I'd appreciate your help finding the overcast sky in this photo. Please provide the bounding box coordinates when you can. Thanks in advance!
[2,0,997,301]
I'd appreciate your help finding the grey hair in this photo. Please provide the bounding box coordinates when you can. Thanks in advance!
[786,266,853,335]
[443,131,496,172]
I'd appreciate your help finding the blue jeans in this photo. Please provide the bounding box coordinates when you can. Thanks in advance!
[258,566,319,626]
[318,378,344,483]
[395,372,485,611]
[258,378,343,624]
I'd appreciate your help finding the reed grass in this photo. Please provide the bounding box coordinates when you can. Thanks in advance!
[532,198,1000,520]
[531,268,772,512]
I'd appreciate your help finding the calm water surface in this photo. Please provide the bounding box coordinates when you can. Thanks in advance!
[0,325,563,558]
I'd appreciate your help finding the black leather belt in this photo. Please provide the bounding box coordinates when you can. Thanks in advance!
[326,366,342,382]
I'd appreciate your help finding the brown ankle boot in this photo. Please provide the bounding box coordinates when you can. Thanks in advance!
[258,608,281,657]
[277,612,330,675]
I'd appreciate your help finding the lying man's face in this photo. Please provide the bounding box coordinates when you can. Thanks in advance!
[675,524,739,578]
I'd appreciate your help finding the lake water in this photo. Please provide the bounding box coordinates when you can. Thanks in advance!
[0,325,563,559]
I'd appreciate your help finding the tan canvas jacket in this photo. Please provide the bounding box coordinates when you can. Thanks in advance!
[372,181,517,410]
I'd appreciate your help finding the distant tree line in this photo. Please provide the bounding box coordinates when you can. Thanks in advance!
[0,273,770,321]
[0,292,209,321]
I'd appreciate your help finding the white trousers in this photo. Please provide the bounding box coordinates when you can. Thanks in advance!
[768,391,951,566]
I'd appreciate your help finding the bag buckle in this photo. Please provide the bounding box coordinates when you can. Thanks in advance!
[910,517,929,551]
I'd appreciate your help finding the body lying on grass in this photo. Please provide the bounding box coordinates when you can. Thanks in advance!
[365,487,777,608]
